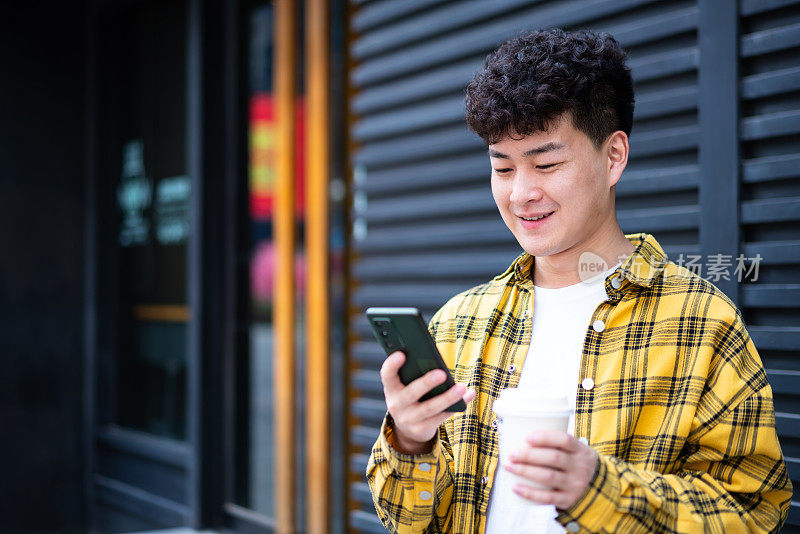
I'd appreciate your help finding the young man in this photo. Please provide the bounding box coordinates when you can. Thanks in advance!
[367,29,791,533]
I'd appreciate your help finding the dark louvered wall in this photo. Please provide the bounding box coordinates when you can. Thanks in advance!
[739,0,800,530]
[346,0,800,532]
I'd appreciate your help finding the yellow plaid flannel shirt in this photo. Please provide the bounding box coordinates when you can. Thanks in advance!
[367,233,791,533]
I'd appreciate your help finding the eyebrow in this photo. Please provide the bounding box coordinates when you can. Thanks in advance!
[488,142,566,159]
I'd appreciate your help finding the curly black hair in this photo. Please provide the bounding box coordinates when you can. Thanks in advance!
[464,28,635,149]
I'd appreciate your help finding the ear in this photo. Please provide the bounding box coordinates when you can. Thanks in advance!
[605,130,629,188]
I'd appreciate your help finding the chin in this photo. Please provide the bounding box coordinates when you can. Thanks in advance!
[516,237,555,257]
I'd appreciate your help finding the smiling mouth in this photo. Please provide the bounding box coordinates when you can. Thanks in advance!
[520,211,554,221]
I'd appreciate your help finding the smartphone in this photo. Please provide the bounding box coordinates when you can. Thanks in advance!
[366,307,467,412]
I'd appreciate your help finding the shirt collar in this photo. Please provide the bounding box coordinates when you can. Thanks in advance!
[494,233,668,289]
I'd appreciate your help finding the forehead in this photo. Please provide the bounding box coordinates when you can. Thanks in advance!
[488,113,583,154]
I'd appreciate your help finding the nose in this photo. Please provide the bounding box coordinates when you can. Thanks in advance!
[508,170,543,206]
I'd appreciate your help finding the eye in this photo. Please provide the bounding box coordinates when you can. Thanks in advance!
[493,168,513,174]
[537,162,561,169]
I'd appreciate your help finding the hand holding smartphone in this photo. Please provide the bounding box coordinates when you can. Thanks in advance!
[367,307,475,454]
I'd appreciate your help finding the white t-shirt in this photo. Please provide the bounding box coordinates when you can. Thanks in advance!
[484,263,619,534]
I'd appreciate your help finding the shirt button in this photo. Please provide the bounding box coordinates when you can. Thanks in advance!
[578,436,589,445]
[610,276,622,290]
[522,309,529,319]
[566,521,580,532]
[581,377,595,391]
[592,320,605,332]
[419,490,432,500]
[492,420,498,430]
[481,476,488,486]
[509,364,517,373]
[419,462,432,472]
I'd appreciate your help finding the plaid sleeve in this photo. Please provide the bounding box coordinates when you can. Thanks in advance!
[556,306,792,533]
[366,414,454,534]
[365,306,457,534]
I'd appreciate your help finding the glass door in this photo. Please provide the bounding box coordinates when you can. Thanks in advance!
[223,1,306,531]
[91,0,195,530]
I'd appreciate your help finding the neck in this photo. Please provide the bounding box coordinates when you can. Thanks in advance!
[532,222,636,289]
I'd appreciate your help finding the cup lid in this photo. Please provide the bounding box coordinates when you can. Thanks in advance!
[492,388,571,417]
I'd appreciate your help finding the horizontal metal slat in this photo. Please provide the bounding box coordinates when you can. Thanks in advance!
[351,425,381,450]
[766,369,800,395]
[629,125,699,158]
[350,509,386,533]
[351,453,371,475]
[741,197,800,224]
[352,341,386,366]
[776,411,800,438]
[363,186,494,225]
[743,153,800,183]
[354,249,519,281]
[350,481,375,507]
[599,5,698,49]
[788,502,800,528]
[634,85,697,120]
[353,0,452,33]
[741,21,800,58]
[743,241,800,264]
[741,109,800,141]
[787,457,800,486]
[617,165,699,195]
[741,0,800,16]
[741,66,800,100]
[354,282,475,309]
[352,0,681,86]
[618,205,700,232]
[352,369,384,396]
[629,47,698,82]
[354,58,481,115]
[352,398,388,426]
[353,0,533,59]
[354,125,483,167]
[361,153,489,197]
[750,326,800,351]
[354,94,465,142]
[354,216,513,253]
[742,285,800,308]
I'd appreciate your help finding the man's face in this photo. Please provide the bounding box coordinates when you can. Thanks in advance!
[489,113,618,259]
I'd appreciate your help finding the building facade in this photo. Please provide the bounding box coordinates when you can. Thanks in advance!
[1,0,799,533]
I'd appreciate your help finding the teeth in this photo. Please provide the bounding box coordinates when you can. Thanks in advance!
[522,212,552,221]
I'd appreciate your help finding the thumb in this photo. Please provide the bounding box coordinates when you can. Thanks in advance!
[464,388,477,404]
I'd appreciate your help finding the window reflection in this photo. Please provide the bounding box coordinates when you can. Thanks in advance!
[114,0,189,441]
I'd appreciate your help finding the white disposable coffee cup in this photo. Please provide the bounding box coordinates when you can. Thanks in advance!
[492,388,572,498]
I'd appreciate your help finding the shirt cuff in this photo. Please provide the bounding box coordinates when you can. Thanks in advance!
[555,454,619,533]
[379,412,441,482]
